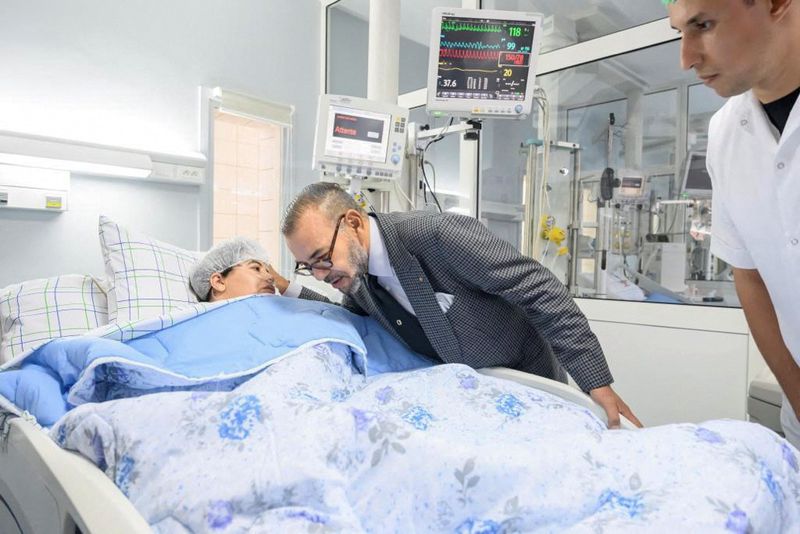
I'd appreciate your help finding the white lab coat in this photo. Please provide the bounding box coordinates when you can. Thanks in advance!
[707,89,800,447]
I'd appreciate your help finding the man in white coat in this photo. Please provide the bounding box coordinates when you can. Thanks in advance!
[669,0,800,447]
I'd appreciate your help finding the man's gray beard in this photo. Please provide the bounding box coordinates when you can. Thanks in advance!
[343,243,370,296]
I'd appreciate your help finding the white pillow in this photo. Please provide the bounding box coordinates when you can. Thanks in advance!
[0,275,109,363]
[99,216,200,324]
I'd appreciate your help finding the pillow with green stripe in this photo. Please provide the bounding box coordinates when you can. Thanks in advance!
[0,275,109,363]
[99,216,200,324]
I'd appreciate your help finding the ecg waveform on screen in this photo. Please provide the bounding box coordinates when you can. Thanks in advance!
[439,49,501,61]
[440,41,501,50]
[436,15,535,103]
[441,21,501,33]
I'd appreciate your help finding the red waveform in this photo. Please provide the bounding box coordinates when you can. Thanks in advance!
[439,48,501,61]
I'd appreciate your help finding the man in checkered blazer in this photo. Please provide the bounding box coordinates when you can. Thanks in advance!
[273,182,641,428]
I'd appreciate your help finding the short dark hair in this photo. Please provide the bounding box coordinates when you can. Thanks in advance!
[281,182,366,235]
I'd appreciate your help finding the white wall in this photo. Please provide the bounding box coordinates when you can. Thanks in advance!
[0,0,320,287]
[1,176,201,282]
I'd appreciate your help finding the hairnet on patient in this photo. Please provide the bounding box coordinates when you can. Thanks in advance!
[190,237,270,299]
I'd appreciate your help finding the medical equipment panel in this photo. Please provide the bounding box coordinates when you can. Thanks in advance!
[313,95,409,180]
[426,8,543,119]
[0,164,69,212]
[614,172,647,201]
[681,152,712,198]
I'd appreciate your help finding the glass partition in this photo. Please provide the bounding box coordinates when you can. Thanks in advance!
[479,40,735,306]
[687,82,726,153]
[482,0,667,53]
[642,89,678,168]
[566,99,626,172]
[479,116,535,252]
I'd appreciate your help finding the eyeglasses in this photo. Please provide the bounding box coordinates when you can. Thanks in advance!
[294,214,346,276]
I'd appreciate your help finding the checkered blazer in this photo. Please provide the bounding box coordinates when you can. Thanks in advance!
[298,211,613,392]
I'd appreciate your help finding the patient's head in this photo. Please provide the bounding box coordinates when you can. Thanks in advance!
[190,237,275,302]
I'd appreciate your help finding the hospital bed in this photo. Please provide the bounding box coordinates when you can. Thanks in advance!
[0,368,629,534]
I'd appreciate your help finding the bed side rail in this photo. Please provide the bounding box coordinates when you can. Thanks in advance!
[477,367,637,430]
[0,413,151,534]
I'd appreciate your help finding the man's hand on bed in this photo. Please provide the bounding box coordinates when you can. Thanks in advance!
[589,386,643,429]
[267,265,290,294]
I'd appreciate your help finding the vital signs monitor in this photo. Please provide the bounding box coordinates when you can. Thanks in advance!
[426,8,543,119]
[681,152,713,198]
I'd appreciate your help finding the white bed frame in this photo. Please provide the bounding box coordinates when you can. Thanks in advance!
[0,368,632,534]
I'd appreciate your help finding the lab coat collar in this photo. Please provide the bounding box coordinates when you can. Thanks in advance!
[737,89,800,146]
[780,89,800,142]
[736,92,771,140]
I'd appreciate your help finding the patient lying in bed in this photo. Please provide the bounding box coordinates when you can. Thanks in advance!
[4,238,799,531]
[189,237,279,302]
[50,321,800,532]
[2,267,799,531]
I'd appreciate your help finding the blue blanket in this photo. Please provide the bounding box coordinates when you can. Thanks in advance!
[0,296,432,426]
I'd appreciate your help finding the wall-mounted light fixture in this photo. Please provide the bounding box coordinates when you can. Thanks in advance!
[0,130,206,185]
[0,131,153,178]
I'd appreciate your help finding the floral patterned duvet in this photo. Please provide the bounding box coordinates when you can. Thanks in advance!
[52,341,800,533]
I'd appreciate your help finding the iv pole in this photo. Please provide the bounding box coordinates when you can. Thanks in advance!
[595,113,619,298]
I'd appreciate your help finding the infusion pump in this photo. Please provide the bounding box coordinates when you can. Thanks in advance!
[614,172,647,202]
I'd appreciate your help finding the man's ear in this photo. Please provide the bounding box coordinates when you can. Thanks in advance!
[209,272,226,295]
[344,208,364,230]
[770,0,793,19]
[345,208,369,247]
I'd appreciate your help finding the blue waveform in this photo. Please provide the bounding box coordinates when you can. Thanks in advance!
[440,40,501,50]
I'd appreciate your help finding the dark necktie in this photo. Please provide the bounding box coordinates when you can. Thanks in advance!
[366,274,438,359]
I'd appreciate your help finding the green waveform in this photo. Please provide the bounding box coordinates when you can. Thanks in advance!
[441,21,502,33]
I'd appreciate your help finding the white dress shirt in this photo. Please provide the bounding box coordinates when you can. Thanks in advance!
[284,217,453,315]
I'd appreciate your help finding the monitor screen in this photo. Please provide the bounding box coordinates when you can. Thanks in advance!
[616,173,646,199]
[436,15,537,102]
[323,105,391,164]
[621,177,643,189]
[682,153,712,195]
[427,9,543,118]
